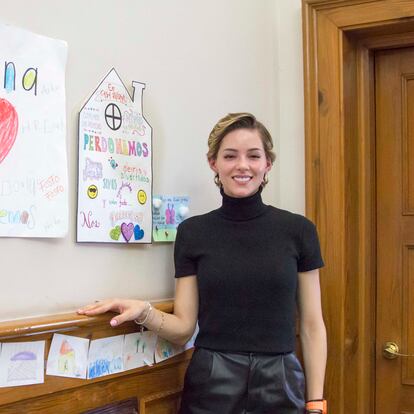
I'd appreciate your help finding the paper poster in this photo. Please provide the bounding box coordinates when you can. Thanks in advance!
[123,331,157,370]
[87,335,124,379]
[77,68,152,243]
[0,341,45,387]
[46,334,89,379]
[0,24,68,237]
[154,337,184,364]
[152,195,189,242]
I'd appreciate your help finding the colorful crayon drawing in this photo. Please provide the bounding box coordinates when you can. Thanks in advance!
[58,340,75,374]
[87,335,124,379]
[46,334,89,379]
[0,23,68,237]
[152,195,190,242]
[77,68,152,243]
[8,351,37,381]
[0,98,18,164]
[123,331,157,371]
[154,337,184,364]
[0,341,45,387]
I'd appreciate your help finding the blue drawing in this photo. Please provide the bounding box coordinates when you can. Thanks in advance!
[134,224,144,240]
[88,356,122,379]
[4,62,16,93]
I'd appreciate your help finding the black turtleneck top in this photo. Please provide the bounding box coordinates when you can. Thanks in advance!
[174,189,324,354]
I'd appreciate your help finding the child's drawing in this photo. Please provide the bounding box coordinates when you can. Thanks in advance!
[154,337,184,364]
[152,195,190,242]
[123,331,157,370]
[87,335,124,379]
[46,334,89,379]
[0,341,45,387]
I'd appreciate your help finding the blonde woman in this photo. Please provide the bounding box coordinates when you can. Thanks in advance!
[79,113,327,414]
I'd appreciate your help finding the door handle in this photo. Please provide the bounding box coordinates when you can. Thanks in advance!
[383,342,414,359]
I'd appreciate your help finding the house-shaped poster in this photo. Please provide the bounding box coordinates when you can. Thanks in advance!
[77,69,152,243]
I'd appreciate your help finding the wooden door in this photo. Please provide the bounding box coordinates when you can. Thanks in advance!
[375,47,414,413]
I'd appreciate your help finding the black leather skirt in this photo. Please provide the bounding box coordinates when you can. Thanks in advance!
[179,347,305,414]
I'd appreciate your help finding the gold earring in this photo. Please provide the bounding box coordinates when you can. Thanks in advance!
[214,174,222,188]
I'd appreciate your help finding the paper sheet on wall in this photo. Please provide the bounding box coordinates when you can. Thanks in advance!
[184,324,199,350]
[154,337,184,364]
[46,334,89,379]
[77,68,152,243]
[0,24,68,237]
[87,335,124,379]
[0,341,45,387]
[152,195,189,242]
[123,331,157,370]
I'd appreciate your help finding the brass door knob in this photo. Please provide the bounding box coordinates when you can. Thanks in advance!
[383,342,414,359]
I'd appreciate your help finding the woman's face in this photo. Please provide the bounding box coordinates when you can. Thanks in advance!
[209,128,272,198]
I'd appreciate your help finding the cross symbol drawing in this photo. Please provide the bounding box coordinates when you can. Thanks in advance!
[105,103,122,131]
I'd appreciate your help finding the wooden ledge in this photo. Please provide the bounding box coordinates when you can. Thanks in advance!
[0,300,174,340]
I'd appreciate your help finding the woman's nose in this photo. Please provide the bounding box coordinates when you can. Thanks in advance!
[236,156,249,170]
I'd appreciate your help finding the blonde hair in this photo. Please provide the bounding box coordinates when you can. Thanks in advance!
[207,113,276,163]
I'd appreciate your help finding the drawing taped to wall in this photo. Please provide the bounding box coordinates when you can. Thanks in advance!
[46,334,89,379]
[152,195,189,242]
[123,331,157,370]
[154,337,184,363]
[77,69,152,243]
[0,23,68,237]
[0,341,45,387]
[87,335,124,379]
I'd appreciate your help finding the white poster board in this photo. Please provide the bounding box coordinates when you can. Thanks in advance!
[0,24,68,237]
[77,69,152,243]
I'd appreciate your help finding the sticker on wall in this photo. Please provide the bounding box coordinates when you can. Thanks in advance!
[0,24,68,237]
[77,68,152,243]
[152,195,189,242]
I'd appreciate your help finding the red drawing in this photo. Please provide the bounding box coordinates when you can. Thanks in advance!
[0,98,19,164]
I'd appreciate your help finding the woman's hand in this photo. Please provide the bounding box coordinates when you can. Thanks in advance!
[77,298,146,327]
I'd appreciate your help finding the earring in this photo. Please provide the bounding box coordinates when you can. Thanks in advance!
[214,174,222,188]
[261,174,269,187]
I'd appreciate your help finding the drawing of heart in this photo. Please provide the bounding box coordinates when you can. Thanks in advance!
[0,98,19,164]
[109,225,121,241]
[121,222,134,242]
[134,224,144,240]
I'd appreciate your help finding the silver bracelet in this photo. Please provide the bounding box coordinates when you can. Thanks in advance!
[134,301,153,325]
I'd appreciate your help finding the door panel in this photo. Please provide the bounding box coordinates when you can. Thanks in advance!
[375,47,414,413]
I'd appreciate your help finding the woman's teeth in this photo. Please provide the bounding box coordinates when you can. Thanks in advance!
[233,176,251,182]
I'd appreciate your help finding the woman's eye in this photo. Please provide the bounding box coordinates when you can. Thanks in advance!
[224,155,235,159]
[250,155,261,159]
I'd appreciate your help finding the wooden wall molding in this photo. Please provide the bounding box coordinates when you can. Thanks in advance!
[0,301,190,414]
[302,1,414,413]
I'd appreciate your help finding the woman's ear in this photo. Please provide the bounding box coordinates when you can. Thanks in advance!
[208,158,218,173]
[265,157,272,173]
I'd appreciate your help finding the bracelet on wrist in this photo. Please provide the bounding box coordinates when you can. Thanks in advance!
[305,399,327,414]
[156,311,165,333]
[134,301,153,325]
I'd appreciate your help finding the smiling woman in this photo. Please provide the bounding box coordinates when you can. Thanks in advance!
[79,113,327,414]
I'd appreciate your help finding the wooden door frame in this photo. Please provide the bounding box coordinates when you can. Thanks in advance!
[302,1,414,413]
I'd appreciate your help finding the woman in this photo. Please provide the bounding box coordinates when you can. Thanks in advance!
[78,113,327,414]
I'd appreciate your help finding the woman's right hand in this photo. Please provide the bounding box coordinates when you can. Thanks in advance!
[77,298,147,327]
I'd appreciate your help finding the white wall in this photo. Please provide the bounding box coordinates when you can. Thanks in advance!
[0,0,305,321]
[274,0,305,214]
